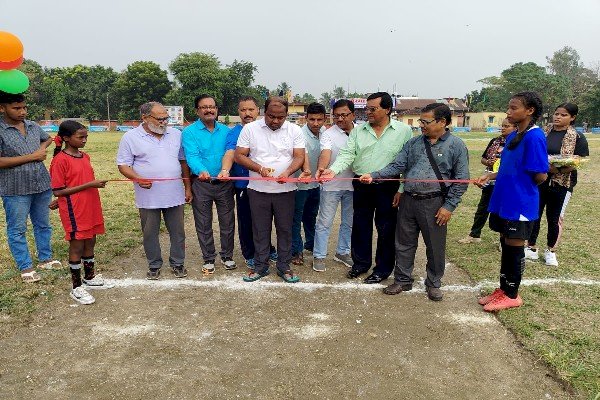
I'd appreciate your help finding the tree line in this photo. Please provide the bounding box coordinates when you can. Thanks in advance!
[19,52,368,123]
[467,46,600,124]
[17,47,600,124]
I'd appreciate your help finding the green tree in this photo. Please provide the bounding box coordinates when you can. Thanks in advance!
[165,52,223,120]
[273,82,292,97]
[51,65,118,119]
[111,61,171,120]
[165,52,257,120]
[220,60,258,115]
[546,46,597,103]
[18,59,67,119]
[319,92,333,111]
[472,62,570,115]
[300,93,316,103]
[579,81,600,124]
[347,91,365,98]
[332,86,346,99]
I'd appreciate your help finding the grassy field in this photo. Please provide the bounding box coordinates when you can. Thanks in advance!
[450,132,600,398]
[0,131,598,398]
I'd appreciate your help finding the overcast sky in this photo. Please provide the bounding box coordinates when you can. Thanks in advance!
[2,0,599,99]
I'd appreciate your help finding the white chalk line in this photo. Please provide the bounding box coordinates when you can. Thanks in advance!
[95,276,600,294]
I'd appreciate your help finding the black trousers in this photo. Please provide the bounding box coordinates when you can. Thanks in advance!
[235,187,255,260]
[528,181,571,249]
[247,189,295,274]
[469,185,494,238]
[350,179,399,277]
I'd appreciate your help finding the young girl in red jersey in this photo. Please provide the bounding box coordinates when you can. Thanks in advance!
[50,121,109,305]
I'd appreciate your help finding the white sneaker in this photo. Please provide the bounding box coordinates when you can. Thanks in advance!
[544,249,559,267]
[37,260,62,270]
[82,274,114,289]
[70,286,95,305]
[524,247,539,261]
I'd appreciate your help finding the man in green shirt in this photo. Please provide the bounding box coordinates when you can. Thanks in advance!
[317,92,412,283]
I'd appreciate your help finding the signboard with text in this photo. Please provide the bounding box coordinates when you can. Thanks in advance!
[165,106,184,125]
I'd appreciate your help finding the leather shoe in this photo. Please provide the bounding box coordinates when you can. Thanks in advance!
[346,269,365,279]
[364,273,386,284]
[426,286,443,301]
[382,282,413,295]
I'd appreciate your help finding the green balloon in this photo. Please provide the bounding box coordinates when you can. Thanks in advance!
[0,69,30,94]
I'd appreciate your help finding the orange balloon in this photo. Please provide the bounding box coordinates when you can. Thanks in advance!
[0,56,23,70]
[0,31,24,62]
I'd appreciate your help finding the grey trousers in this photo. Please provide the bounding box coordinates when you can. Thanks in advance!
[247,189,295,274]
[394,195,447,288]
[191,179,235,261]
[139,205,185,269]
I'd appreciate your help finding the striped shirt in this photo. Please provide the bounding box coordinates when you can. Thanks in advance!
[0,118,51,196]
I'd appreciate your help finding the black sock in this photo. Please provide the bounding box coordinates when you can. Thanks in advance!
[502,245,525,299]
[69,261,82,289]
[82,255,95,280]
[499,237,508,293]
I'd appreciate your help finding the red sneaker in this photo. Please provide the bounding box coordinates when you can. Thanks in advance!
[478,288,504,305]
[483,293,523,312]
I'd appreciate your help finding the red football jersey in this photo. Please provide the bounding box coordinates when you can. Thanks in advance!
[50,151,104,234]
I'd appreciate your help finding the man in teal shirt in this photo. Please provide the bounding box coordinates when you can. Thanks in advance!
[182,94,236,274]
[291,102,326,265]
[318,92,412,283]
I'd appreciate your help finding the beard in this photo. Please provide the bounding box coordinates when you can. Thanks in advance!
[147,122,167,135]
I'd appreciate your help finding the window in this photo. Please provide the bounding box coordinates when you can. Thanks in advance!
[488,116,495,124]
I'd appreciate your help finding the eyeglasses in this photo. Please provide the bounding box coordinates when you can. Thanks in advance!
[417,118,437,125]
[332,112,354,119]
[149,115,170,122]
[365,106,381,114]
[198,105,218,110]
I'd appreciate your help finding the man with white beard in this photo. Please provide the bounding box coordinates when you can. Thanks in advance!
[117,102,192,280]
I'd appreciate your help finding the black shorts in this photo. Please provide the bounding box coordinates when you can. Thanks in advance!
[489,213,535,240]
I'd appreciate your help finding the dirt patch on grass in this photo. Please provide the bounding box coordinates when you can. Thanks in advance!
[0,216,575,399]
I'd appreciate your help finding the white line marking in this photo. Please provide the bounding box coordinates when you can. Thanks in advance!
[99,276,600,293]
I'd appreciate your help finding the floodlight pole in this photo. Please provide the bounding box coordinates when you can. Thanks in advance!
[106,93,110,131]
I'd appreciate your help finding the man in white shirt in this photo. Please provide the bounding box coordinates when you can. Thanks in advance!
[312,99,356,272]
[234,97,307,283]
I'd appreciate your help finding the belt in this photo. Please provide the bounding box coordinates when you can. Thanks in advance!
[192,175,225,185]
[404,191,443,200]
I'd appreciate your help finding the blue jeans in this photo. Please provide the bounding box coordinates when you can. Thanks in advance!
[291,187,320,255]
[2,189,53,271]
[313,190,353,259]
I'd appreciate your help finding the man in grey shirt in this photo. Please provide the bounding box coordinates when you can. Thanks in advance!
[360,103,469,301]
[0,92,61,282]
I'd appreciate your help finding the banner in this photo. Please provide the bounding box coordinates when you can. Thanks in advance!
[165,106,184,125]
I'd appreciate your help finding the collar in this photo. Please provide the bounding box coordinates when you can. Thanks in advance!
[0,117,35,130]
[195,119,223,132]
[330,123,353,135]
[259,118,288,131]
[422,129,450,143]
[362,118,398,136]
[302,124,321,139]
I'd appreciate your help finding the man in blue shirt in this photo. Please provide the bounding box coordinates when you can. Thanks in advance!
[221,96,276,268]
[182,94,235,274]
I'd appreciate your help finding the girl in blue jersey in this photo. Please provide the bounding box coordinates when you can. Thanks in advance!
[476,92,548,312]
